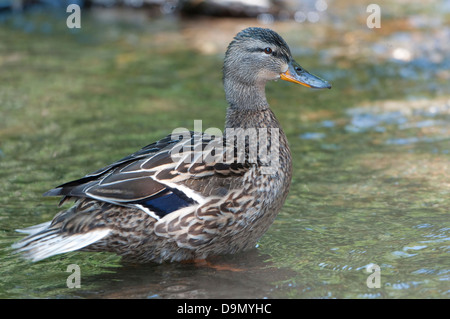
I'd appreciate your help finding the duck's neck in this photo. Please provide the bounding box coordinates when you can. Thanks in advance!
[225,105,282,131]
[224,79,268,109]
[223,79,292,181]
[224,79,274,129]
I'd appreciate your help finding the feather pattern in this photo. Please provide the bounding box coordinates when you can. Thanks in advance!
[14,123,290,263]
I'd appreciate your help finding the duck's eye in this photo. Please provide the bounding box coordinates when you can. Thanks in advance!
[263,47,273,54]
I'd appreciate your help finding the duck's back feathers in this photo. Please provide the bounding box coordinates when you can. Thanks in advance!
[45,131,251,220]
[43,133,181,198]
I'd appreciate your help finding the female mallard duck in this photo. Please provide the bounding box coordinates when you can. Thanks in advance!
[13,27,330,263]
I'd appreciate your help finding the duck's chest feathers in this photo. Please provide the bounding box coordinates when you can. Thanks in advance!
[243,159,291,215]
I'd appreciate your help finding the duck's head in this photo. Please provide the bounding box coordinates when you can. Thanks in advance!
[223,27,331,91]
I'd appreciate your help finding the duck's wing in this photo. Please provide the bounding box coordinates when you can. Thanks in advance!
[44,131,251,220]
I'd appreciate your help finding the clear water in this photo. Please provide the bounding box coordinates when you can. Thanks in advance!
[0,1,449,298]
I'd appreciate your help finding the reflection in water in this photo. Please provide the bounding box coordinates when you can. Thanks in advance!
[68,250,296,299]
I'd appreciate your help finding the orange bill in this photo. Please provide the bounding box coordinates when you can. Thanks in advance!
[280,60,331,89]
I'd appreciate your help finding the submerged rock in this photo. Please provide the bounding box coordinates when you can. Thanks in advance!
[179,0,273,17]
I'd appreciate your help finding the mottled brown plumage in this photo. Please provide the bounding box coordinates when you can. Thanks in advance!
[13,27,330,263]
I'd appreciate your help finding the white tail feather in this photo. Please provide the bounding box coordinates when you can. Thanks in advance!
[12,225,110,262]
[15,222,52,235]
